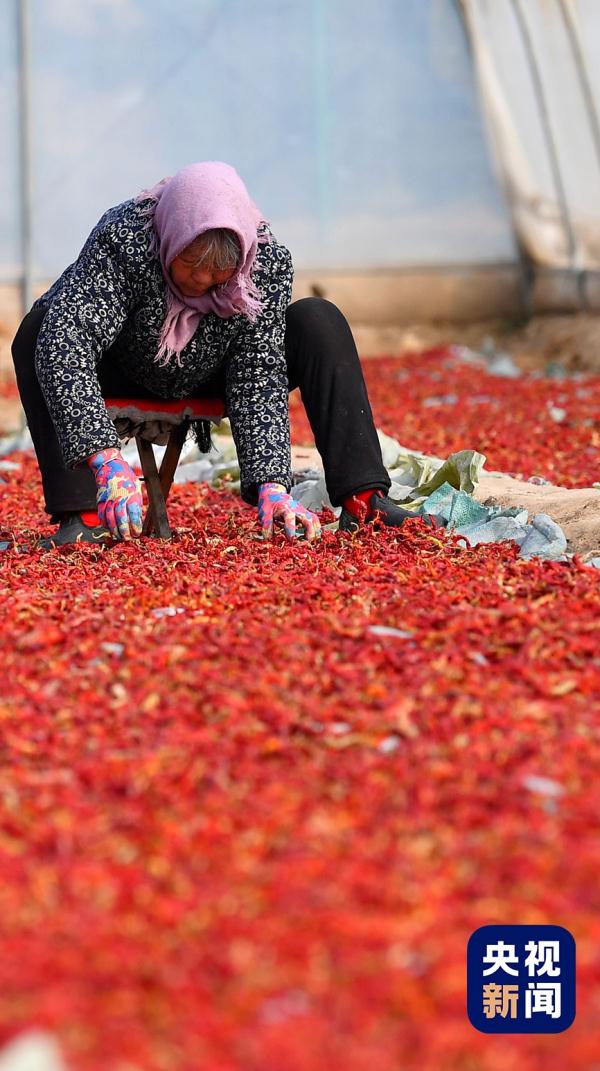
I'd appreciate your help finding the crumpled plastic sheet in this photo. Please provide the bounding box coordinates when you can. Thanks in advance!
[291,474,337,514]
[419,482,568,560]
[448,343,522,379]
[378,429,444,481]
[391,448,486,510]
[420,483,494,528]
[519,514,569,560]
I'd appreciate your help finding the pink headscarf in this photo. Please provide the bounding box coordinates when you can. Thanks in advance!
[136,162,267,365]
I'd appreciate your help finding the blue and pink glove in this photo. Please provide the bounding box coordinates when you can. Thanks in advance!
[258,482,321,542]
[86,448,143,541]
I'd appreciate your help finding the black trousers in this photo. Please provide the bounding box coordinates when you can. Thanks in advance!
[11,296,390,518]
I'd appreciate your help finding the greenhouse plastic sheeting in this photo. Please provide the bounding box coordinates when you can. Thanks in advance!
[462,0,600,271]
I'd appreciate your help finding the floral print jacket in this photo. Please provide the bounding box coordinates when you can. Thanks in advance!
[33,198,293,504]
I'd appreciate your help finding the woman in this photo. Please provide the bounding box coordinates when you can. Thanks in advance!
[11,161,415,547]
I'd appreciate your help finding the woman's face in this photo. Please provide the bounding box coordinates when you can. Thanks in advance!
[169,247,236,298]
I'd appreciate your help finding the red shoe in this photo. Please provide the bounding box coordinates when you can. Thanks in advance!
[339,490,442,532]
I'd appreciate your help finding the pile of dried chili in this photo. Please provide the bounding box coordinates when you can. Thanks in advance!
[0,349,598,1070]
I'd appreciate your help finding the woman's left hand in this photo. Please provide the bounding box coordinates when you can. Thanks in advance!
[258,482,321,542]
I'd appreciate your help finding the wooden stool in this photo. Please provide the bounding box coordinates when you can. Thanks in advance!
[104,397,225,539]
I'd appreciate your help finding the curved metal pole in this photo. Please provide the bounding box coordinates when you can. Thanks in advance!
[510,0,586,308]
[16,0,34,317]
[455,0,534,318]
[312,0,329,242]
[559,0,600,307]
[559,0,600,169]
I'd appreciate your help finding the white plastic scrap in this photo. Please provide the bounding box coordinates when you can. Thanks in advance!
[0,427,33,458]
[329,721,352,735]
[0,1031,69,1071]
[422,394,459,407]
[378,735,400,754]
[172,459,214,484]
[448,343,522,378]
[470,652,489,666]
[447,345,486,368]
[521,774,565,798]
[519,514,568,560]
[486,353,522,378]
[367,626,414,639]
[101,642,124,657]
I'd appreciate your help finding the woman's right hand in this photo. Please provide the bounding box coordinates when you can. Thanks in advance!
[86,448,143,541]
[258,482,321,542]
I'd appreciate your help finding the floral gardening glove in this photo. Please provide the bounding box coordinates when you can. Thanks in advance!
[86,448,143,541]
[258,482,321,542]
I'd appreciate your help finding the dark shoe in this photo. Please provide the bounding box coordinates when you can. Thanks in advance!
[338,491,441,533]
[39,513,113,550]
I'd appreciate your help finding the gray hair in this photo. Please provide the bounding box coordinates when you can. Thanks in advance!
[181,228,241,271]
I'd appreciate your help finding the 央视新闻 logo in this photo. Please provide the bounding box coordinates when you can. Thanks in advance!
[467,925,575,1033]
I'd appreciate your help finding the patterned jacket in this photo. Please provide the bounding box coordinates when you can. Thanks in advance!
[33,197,293,504]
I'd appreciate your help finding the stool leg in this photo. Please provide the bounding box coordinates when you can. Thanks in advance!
[137,437,172,539]
[156,421,190,501]
[140,422,190,538]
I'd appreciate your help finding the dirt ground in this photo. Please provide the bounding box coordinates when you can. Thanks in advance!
[352,311,600,372]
